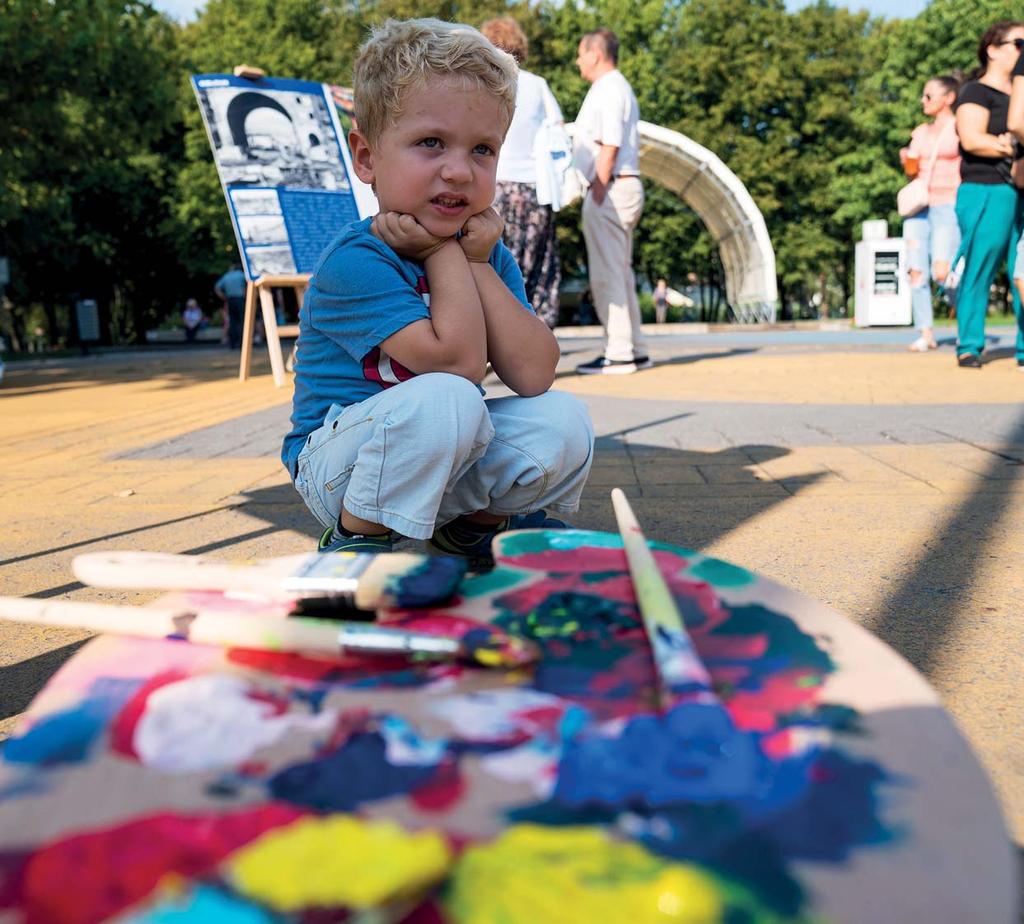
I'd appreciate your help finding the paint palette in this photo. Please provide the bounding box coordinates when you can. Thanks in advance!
[0,530,1015,923]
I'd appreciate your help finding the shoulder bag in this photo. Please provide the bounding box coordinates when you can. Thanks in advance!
[897,120,952,218]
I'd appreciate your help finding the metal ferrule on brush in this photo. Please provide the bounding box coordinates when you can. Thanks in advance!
[336,624,463,658]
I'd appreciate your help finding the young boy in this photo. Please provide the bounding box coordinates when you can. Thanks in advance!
[281,18,594,563]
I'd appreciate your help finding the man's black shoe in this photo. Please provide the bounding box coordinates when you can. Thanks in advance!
[575,355,648,375]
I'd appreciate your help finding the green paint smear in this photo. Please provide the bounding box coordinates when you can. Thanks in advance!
[496,530,624,556]
[497,529,695,558]
[459,568,525,598]
[691,557,755,588]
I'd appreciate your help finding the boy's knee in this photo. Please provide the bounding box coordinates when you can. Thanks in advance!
[908,269,926,289]
[408,373,485,411]
[535,392,594,457]
[405,373,490,442]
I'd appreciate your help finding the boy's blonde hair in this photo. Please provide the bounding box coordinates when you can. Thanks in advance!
[353,18,518,145]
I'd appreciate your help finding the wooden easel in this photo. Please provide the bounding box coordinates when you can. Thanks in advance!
[238,273,310,387]
[230,63,307,389]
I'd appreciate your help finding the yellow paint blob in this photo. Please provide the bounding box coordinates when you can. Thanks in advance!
[445,825,725,923]
[226,814,451,912]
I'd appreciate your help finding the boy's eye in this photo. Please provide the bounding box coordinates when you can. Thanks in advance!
[418,137,442,149]
[473,143,495,156]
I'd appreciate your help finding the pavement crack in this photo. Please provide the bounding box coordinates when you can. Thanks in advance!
[928,428,1024,465]
[802,422,839,443]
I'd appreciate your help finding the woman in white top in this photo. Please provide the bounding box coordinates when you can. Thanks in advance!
[481,17,564,328]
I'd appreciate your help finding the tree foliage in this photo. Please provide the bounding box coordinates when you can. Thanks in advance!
[2,0,1020,346]
[1,0,183,345]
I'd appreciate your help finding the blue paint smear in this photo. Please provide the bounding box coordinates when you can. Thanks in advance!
[386,555,467,607]
[2,709,106,765]
[268,731,441,811]
[554,703,768,807]
[2,677,140,767]
[123,883,275,923]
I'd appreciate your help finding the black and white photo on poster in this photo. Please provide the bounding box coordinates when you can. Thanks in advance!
[194,76,349,191]
[192,74,373,281]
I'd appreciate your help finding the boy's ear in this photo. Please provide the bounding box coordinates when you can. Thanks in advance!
[348,128,375,186]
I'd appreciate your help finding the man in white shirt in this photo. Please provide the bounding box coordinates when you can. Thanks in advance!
[573,28,650,374]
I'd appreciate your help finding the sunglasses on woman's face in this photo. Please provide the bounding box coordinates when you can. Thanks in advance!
[1000,38,1024,49]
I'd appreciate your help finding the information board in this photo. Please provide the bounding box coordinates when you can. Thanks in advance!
[191,74,376,281]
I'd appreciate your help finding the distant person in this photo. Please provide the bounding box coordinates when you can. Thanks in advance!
[899,74,962,353]
[214,263,247,349]
[653,278,668,324]
[282,19,593,563]
[480,17,565,329]
[182,298,204,343]
[950,20,1024,369]
[1004,41,1024,370]
[572,28,650,374]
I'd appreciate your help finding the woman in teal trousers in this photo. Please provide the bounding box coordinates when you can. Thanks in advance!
[952,20,1024,368]
[1006,28,1024,369]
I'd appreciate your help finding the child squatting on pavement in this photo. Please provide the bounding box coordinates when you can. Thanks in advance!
[281,18,595,567]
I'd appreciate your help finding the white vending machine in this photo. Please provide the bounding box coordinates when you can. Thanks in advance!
[854,221,912,327]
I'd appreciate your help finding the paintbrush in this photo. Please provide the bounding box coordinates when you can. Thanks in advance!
[72,550,467,612]
[0,596,540,669]
[610,488,714,709]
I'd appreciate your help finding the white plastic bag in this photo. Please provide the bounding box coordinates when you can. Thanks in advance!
[534,121,575,211]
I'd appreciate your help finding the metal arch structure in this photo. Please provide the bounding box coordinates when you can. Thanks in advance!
[636,121,777,322]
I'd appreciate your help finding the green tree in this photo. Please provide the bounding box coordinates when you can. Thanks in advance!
[1,0,184,347]
[832,0,1023,242]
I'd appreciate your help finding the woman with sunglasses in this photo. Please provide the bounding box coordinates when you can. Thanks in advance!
[899,75,961,352]
[951,21,1024,368]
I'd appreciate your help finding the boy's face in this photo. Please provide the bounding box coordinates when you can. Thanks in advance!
[350,79,505,239]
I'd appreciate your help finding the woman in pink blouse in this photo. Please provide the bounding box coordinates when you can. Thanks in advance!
[899,75,962,352]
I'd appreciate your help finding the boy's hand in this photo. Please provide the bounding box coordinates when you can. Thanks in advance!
[372,212,449,262]
[459,208,503,263]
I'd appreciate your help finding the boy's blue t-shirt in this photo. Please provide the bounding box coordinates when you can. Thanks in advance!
[282,217,531,473]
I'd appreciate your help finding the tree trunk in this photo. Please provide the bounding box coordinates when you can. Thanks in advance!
[43,302,60,348]
[778,279,790,320]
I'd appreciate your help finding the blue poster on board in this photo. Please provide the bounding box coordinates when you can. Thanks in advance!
[191,73,377,282]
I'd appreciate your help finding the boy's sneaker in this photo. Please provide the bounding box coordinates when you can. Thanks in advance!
[318,525,394,554]
[430,510,568,569]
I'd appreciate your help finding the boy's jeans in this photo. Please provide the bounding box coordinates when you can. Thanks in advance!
[293,373,594,540]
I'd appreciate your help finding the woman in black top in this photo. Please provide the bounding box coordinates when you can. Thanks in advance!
[951,20,1024,368]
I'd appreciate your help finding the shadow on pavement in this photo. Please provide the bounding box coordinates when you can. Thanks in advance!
[871,407,1024,677]
[0,348,273,398]
[552,348,759,381]
[0,641,90,722]
[0,507,235,568]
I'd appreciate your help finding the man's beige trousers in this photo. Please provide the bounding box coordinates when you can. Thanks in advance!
[581,177,646,362]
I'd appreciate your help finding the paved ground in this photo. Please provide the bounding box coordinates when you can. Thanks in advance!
[2,326,1023,858]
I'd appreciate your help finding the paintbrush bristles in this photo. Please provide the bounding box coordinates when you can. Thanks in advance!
[73,549,467,611]
[355,554,467,610]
